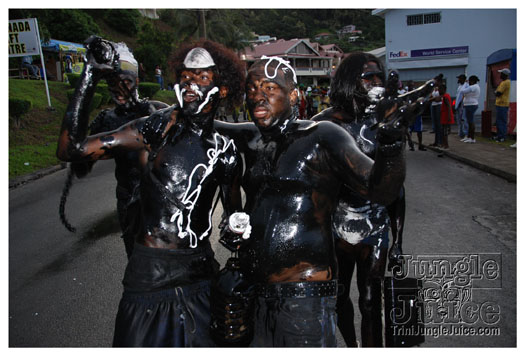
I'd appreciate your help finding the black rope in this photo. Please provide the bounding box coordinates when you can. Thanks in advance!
[59,165,77,233]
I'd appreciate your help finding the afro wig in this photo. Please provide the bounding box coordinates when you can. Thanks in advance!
[329,52,385,116]
[169,39,246,111]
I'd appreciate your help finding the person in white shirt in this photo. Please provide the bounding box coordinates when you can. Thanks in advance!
[455,74,469,139]
[460,75,481,143]
[429,83,443,147]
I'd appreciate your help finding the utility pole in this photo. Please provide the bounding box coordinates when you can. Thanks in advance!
[199,9,207,39]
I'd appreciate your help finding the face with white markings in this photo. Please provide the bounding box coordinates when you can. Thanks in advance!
[175,68,220,116]
[174,47,222,117]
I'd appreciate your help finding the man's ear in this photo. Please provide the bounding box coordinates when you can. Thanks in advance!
[219,86,228,99]
[289,87,298,106]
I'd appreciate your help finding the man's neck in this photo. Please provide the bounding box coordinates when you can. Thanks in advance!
[183,111,216,137]
[260,113,296,141]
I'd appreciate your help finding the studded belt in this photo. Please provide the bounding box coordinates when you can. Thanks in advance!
[257,280,338,299]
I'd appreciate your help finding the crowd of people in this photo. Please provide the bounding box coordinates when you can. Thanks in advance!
[56,36,472,348]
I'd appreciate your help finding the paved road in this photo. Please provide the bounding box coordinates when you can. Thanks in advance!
[8,150,516,347]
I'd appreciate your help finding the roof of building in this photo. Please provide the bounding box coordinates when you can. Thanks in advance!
[242,38,331,60]
[366,46,386,57]
[319,44,345,58]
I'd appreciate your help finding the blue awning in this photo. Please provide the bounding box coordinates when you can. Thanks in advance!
[41,39,86,53]
[487,48,516,80]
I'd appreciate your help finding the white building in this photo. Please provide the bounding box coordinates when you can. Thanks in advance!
[372,9,516,130]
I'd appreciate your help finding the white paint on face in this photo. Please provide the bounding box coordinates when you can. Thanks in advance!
[174,84,184,108]
[195,86,219,114]
[367,86,385,103]
[190,83,204,99]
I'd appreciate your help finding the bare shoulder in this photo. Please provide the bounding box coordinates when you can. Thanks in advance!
[214,120,258,141]
[310,107,337,122]
[297,119,346,135]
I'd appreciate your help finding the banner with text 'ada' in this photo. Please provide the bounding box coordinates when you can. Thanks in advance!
[9,18,40,57]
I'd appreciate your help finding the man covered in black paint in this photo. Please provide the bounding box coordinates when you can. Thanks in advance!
[59,37,168,259]
[215,56,409,347]
[57,39,245,347]
[312,52,409,347]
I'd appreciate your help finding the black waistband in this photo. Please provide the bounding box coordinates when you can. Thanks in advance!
[257,280,338,299]
[132,242,213,258]
[122,243,218,293]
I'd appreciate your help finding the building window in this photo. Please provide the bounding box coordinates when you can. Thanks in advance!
[407,12,441,26]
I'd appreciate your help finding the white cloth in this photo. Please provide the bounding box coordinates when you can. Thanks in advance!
[455,82,469,109]
[431,89,441,106]
[461,84,480,106]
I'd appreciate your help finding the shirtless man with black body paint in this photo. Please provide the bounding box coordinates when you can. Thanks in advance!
[57,39,245,347]
[312,52,408,347]
[215,56,409,347]
[59,37,168,259]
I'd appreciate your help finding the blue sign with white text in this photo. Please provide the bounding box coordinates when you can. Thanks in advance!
[411,46,469,58]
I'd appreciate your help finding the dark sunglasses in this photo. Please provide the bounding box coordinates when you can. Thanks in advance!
[361,71,383,80]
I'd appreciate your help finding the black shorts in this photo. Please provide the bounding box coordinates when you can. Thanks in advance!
[113,243,219,347]
[251,281,338,347]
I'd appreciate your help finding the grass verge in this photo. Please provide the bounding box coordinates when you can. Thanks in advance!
[8,79,177,180]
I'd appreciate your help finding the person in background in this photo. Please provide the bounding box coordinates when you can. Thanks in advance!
[406,80,427,151]
[306,86,315,118]
[311,52,432,347]
[429,74,444,147]
[154,64,164,90]
[297,84,308,119]
[460,75,480,143]
[138,62,146,82]
[494,68,511,142]
[455,74,469,139]
[320,89,330,111]
[439,84,454,150]
[312,88,320,113]
[58,37,169,259]
[21,55,40,78]
[64,55,73,73]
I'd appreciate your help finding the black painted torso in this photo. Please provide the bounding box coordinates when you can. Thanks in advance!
[90,101,165,202]
[312,108,390,245]
[138,108,240,249]
[216,119,373,282]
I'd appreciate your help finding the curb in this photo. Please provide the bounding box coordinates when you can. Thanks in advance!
[9,144,516,188]
[9,163,67,190]
[425,146,516,183]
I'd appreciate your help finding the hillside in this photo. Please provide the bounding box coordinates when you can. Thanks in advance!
[8,8,385,179]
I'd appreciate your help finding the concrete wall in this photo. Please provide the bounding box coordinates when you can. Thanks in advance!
[380,9,516,117]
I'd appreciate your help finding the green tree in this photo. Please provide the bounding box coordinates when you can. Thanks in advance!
[133,21,174,82]
[9,9,101,43]
[159,9,253,50]
[158,9,200,44]
[109,9,140,36]
[206,10,254,50]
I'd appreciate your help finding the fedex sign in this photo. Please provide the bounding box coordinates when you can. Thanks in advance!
[389,50,410,59]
